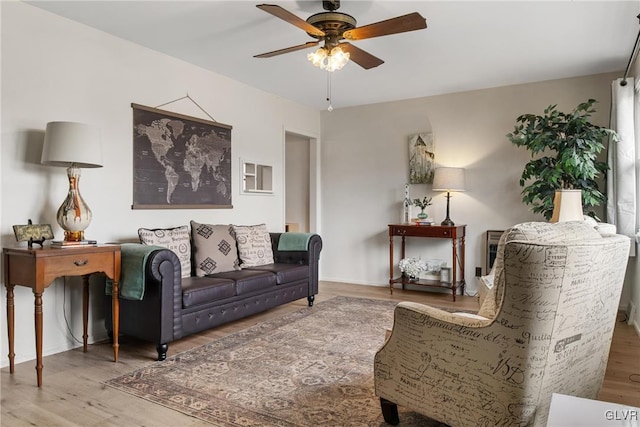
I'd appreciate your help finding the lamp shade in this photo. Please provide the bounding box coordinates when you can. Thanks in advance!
[41,122,103,168]
[432,167,466,192]
[550,189,583,223]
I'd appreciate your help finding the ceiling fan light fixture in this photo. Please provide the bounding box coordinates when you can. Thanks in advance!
[307,47,328,67]
[307,46,350,72]
[327,46,350,71]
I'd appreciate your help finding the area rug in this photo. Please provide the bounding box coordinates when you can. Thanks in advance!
[105,296,449,426]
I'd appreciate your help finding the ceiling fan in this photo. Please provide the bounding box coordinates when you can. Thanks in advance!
[254,1,427,71]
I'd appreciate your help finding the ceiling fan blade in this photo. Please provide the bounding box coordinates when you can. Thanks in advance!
[257,4,325,37]
[342,12,427,41]
[339,43,384,70]
[254,41,320,58]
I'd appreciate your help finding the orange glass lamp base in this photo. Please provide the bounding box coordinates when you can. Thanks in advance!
[57,166,93,242]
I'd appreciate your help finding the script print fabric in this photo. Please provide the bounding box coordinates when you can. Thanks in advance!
[374,221,630,427]
[232,223,274,267]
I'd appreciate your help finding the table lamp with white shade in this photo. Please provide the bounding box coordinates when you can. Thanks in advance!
[432,167,466,226]
[41,122,103,242]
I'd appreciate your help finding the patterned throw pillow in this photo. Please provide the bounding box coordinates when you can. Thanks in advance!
[190,221,240,277]
[138,225,191,279]
[232,224,274,268]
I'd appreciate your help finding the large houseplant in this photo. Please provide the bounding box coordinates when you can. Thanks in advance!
[506,99,617,220]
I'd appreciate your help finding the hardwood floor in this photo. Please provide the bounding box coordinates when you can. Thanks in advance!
[1,281,639,426]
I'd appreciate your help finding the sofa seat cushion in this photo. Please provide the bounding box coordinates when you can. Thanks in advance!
[212,270,277,295]
[181,276,236,308]
[245,263,309,285]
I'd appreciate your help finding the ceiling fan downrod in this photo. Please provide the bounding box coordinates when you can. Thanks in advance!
[322,1,340,12]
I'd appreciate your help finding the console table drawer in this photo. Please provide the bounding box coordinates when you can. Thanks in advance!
[390,224,464,239]
[41,252,114,282]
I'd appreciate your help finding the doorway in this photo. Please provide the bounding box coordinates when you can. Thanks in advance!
[284,131,319,233]
[285,133,310,232]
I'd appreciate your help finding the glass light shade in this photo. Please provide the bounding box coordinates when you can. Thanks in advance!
[41,122,102,241]
[307,47,327,68]
[307,46,350,72]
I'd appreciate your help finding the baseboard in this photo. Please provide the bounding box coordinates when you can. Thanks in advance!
[0,333,106,369]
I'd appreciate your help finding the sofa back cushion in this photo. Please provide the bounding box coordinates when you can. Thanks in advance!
[138,225,191,278]
[232,224,274,267]
[191,221,241,277]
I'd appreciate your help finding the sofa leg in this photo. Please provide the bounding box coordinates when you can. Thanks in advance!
[380,398,400,425]
[156,343,168,361]
[307,295,315,307]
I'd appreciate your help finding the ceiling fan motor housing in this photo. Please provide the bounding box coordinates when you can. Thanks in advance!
[306,11,356,42]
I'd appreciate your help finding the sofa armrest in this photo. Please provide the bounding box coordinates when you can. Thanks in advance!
[269,232,323,296]
[269,233,322,264]
[105,246,183,345]
[146,248,184,341]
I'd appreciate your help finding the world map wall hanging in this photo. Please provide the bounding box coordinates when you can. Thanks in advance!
[131,103,232,209]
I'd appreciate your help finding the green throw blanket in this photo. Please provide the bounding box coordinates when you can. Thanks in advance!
[278,232,313,251]
[106,243,163,300]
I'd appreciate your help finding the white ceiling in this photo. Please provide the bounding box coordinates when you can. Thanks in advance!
[27,1,640,111]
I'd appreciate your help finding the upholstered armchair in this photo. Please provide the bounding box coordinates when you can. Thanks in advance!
[374,221,630,427]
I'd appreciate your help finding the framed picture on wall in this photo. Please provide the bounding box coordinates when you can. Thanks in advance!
[131,103,233,209]
[409,132,435,184]
[486,230,504,274]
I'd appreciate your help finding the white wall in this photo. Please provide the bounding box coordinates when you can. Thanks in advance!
[320,73,621,299]
[0,1,320,367]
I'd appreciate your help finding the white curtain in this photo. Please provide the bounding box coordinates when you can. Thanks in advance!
[608,78,639,256]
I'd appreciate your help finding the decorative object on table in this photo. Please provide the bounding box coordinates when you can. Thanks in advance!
[399,257,427,281]
[414,218,434,226]
[432,167,466,226]
[41,122,103,242]
[50,239,97,247]
[412,196,432,220]
[506,99,616,221]
[440,266,451,284]
[12,220,54,248]
[419,258,446,281]
[402,183,412,223]
[409,133,435,184]
[132,102,232,209]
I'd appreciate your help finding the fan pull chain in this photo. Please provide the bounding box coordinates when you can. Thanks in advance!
[326,72,333,112]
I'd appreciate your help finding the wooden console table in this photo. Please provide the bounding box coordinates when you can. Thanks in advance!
[388,224,466,301]
[3,244,121,387]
